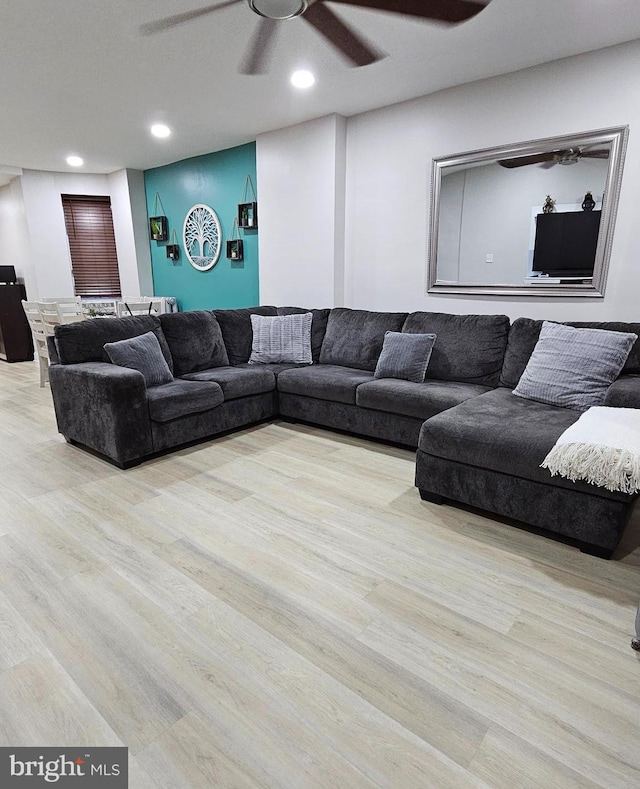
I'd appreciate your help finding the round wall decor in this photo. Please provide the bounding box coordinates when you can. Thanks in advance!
[183,204,222,271]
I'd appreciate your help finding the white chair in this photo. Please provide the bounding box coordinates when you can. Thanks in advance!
[55,300,85,323]
[41,296,82,307]
[37,301,84,336]
[22,300,50,387]
[116,299,162,317]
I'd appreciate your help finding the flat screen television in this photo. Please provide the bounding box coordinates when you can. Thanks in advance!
[532,210,601,278]
[0,265,17,284]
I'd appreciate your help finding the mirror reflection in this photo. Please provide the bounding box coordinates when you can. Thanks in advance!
[428,127,628,297]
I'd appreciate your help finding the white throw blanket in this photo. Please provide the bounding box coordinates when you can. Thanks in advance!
[541,406,640,494]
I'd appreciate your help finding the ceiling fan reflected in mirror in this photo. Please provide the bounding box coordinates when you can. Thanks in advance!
[140,0,492,75]
[498,146,611,169]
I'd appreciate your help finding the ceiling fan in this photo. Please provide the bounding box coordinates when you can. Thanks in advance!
[498,146,611,169]
[140,0,492,74]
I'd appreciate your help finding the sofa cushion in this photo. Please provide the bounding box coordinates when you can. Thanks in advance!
[319,308,408,371]
[104,331,173,388]
[603,375,640,409]
[277,365,374,404]
[512,322,637,412]
[146,379,224,423]
[159,311,229,375]
[374,331,436,383]
[213,306,278,365]
[249,312,313,364]
[234,362,307,376]
[417,387,628,498]
[277,307,331,363]
[501,318,640,389]
[54,315,173,372]
[180,365,275,400]
[357,378,491,420]
[402,312,510,386]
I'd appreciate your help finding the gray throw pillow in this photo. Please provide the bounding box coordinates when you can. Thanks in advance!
[104,331,173,387]
[374,331,437,383]
[513,321,637,411]
[249,313,313,364]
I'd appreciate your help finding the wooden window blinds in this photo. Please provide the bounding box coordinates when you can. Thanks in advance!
[62,194,122,297]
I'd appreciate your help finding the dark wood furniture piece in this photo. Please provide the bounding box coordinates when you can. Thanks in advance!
[533,210,602,278]
[0,284,34,362]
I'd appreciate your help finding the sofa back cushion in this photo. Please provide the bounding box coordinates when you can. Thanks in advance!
[54,315,173,372]
[213,306,278,365]
[402,312,510,386]
[501,318,640,388]
[159,310,229,376]
[319,308,408,371]
[277,307,331,363]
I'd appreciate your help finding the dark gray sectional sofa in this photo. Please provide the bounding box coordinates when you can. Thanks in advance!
[48,306,640,558]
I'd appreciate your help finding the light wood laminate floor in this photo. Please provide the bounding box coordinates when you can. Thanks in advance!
[1,360,639,788]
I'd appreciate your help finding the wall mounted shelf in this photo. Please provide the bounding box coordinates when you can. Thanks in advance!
[238,201,257,229]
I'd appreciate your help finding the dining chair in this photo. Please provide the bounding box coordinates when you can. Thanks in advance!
[21,300,50,387]
[55,299,85,323]
[37,301,84,337]
[116,299,162,317]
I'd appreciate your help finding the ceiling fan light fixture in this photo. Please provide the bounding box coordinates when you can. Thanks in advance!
[248,0,307,20]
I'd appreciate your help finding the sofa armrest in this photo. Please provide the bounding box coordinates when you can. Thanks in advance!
[604,375,640,409]
[49,361,153,466]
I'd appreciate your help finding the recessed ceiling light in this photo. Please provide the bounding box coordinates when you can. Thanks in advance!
[66,155,83,167]
[151,123,171,138]
[291,70,315,89]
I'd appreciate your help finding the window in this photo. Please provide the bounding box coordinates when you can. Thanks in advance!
[62,194,121,297]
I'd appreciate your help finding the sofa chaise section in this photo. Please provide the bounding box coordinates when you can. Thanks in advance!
[415,318,640,556]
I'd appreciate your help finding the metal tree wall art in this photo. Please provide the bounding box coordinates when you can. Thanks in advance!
[183,204,222,271]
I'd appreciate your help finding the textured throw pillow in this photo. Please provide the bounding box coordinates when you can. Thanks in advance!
[248,313,313,364]
[374,331,437,383]
[513,321,637,411]
[104,331,173,387]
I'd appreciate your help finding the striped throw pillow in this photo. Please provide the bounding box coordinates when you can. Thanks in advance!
[513,321,637,411]
[248,313,313,365]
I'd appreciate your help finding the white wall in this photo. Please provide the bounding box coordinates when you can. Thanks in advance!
[257,114,347,307]
[124,169,154,297]
[1,169,151,301]
[343,40,640,320]
[0,177,36,296]
[107,169,153,298]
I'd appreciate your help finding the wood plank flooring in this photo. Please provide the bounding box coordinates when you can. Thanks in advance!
[0,359,639,788]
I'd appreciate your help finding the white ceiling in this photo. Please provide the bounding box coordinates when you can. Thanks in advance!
[2,0,640,176]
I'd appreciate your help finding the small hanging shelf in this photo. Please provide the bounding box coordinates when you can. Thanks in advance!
[149,192,168,241]
[238,175,258,229]
[226,218,244,261]
[166,228,180,261]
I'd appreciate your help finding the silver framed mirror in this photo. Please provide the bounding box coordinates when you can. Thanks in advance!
[427,126,629,297]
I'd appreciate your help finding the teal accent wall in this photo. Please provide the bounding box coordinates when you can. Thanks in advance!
[144,142,258,311]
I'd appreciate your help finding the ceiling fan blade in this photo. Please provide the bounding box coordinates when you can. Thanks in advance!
[327,0,490,24]
[580,149,610,159]
[498,152,559,169]
[239,18,278,74]
[304,2,384,66]
[140,0,241,35]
